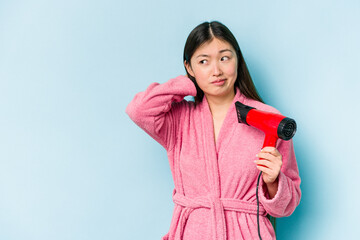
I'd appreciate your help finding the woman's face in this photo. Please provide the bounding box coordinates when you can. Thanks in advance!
[185,38,238,99]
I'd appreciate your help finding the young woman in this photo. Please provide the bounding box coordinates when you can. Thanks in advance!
[126,21,301,240]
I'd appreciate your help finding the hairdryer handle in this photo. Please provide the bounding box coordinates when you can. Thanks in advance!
[262,135,278,149]
[258,135,278,167]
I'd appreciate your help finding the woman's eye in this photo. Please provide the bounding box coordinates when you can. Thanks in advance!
[221,56,230,61]
[199,59,208,64]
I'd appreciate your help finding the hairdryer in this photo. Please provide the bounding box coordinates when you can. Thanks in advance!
[235,101,297,240]
[235,101,297,148]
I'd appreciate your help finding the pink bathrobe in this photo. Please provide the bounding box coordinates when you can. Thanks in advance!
[126,75,301,240]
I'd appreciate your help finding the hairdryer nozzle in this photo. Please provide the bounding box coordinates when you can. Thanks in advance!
[278,117,297,140]
[235,101,254,125]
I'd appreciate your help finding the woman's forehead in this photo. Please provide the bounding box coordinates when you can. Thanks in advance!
[194,38,235,56]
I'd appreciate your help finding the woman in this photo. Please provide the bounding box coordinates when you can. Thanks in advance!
[126,21,301,240]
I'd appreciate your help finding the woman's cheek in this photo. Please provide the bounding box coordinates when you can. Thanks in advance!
[194,69,210,87]
[224,63,237,76]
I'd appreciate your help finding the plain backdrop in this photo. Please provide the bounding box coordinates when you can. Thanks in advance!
[0,0,359,239]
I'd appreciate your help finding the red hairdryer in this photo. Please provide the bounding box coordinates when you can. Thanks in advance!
[235,101,297,148]
[235,101,297,240]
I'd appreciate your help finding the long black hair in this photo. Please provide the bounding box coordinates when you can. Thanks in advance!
[183,21,264,104]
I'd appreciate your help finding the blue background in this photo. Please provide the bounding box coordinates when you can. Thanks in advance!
[1,0,359,239]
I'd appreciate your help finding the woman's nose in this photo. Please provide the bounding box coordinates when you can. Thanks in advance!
[212,62,222,76]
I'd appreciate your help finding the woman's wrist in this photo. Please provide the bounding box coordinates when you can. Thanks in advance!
[265,177,279,199]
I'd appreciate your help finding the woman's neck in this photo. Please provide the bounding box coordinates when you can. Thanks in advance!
[205,90,235,116]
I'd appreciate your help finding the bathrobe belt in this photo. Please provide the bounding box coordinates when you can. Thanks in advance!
[172,189,267,240]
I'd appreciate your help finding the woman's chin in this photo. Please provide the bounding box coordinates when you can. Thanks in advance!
[204,87,235,99]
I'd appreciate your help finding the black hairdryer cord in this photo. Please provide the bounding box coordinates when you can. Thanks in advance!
[256,171,262,240]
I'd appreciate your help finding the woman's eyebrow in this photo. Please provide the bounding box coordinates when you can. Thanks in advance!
[196,54,209,58]
[196,49,233,58]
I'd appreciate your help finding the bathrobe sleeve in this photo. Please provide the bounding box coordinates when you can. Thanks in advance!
[125,75,197,151]
[258,138,301,218]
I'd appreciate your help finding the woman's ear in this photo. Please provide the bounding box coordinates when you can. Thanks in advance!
[184,60,195,78]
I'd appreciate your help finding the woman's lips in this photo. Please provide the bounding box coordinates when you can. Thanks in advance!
[212,79,226,86]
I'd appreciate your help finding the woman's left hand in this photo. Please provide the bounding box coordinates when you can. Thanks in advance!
[254,147,282,185]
